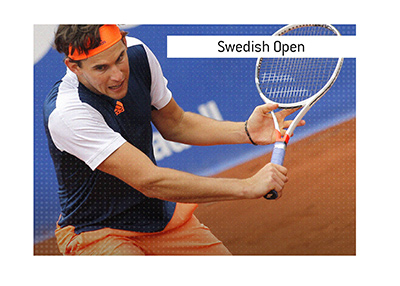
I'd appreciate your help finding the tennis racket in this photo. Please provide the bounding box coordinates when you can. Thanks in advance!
[255,24,344,200]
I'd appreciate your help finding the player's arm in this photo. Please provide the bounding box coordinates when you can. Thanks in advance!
[146,39,304,146]
[151,97,304,146]
[97,141,288,203]
[151,97,245,145]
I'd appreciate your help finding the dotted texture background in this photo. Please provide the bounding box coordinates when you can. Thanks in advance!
[34,25,355,245]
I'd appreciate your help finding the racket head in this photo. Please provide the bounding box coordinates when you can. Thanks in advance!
[255,24,344,109]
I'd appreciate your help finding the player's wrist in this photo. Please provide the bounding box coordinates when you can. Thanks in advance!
[238,178,258,200]
[244,120,258,146]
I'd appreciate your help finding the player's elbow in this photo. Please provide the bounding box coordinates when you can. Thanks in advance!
[134,167,168,199]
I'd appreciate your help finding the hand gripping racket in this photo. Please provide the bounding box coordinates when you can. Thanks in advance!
[255,24,344,200]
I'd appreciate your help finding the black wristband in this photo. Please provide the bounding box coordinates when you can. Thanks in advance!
[245,120,258,146]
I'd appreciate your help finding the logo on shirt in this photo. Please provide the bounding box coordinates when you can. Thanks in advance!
[114,101,125,115]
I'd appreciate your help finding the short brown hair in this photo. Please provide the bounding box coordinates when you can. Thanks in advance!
[54,25,128,61]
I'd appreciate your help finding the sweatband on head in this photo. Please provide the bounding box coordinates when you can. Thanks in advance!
[68,25,122,61]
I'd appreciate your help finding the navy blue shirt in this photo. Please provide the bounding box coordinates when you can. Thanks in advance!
[43,38,176,234]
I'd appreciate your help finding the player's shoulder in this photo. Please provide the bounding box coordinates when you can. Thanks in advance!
[125,36,156,60]
[52,69,81,111]
[46,69,100,128]
[43,69,77,118]
[125,37,157,72]
[126,36,145,48]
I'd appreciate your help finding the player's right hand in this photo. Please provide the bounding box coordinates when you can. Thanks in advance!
[245,163,288,199]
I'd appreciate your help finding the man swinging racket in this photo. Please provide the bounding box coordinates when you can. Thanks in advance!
[43,25,304,255]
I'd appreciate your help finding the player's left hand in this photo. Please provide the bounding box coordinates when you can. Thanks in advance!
[246,103,306,145]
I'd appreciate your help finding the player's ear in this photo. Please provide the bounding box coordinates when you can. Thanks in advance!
[64,58,82,75]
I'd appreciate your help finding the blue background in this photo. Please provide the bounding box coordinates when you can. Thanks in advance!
[34,25,356,243]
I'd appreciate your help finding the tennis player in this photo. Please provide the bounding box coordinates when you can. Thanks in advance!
[43,25,304,255]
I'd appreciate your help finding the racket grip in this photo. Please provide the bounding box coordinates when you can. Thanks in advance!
[264,141,287,200]
[271,141,287,165]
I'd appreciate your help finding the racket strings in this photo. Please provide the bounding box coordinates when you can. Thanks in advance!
[259,58,337,104]
[257,25,340,105]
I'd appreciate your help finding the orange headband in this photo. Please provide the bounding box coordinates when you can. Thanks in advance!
[68,25,122,61]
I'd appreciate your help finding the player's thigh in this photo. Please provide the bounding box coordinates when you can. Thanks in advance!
[76,235,145,255]
[140,215,231,255]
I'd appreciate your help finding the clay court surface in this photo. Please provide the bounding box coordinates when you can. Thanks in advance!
[34,118,356,255]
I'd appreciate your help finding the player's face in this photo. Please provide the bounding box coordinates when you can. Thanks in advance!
[73,40,130,100]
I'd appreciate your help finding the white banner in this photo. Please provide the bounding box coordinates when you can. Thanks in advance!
[167,36,357,58]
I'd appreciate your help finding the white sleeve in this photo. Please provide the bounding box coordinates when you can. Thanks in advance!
[48,102,126,171]
[126,37,172,110]
[143,44,173,110]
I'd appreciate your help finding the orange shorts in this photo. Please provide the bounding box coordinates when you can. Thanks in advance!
[55,203,231,255]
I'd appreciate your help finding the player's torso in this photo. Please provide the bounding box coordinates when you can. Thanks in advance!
[44,43,176,234]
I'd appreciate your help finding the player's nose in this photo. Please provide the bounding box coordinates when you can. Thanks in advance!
[109,65,124,82]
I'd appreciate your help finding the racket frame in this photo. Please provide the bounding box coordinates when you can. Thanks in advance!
[255,24,344,138]
[254,24,344,199]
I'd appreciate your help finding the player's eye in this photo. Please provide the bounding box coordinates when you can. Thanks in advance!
[116,52,125,63]
[94,65,106,71]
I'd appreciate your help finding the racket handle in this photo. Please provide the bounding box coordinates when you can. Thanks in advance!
[264,141,287,200]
